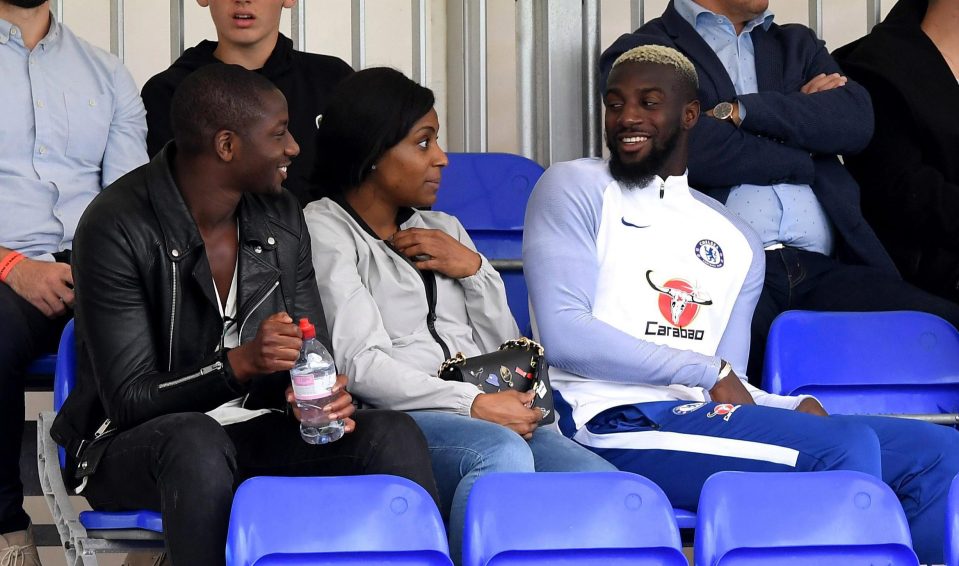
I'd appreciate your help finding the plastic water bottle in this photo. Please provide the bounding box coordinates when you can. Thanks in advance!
[290,318,345,444]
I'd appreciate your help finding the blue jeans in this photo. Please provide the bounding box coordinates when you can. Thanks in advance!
[408,411,615,565]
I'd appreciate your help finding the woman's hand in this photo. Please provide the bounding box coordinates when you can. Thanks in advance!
[470,390,542,439]
[390,227,482,278]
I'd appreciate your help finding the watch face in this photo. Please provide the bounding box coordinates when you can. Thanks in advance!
[714,102,733,121]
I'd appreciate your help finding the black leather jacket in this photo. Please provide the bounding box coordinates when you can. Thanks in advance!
[51,144,330,480]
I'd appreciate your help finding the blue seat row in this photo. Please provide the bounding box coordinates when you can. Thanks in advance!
[35,318,959,564]
[224,469,921,566]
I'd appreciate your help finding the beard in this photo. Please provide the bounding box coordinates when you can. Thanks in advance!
[6,0,47,8]
[607,125,681,190]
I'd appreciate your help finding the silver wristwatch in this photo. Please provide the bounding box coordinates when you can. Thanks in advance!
[718,360,733,380]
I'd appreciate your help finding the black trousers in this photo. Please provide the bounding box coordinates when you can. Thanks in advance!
[0,282,69,534]
[747,247,959,386]
[82,410,439,566]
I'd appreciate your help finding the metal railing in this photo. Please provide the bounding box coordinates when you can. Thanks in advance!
[53,0,883,168]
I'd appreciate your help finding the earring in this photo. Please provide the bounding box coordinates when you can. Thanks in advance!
[371,164,377,171]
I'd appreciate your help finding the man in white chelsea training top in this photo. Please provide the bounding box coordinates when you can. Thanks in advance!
[523,43,959,565]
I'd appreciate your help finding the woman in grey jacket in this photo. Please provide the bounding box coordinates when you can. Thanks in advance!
[304,68,613,563]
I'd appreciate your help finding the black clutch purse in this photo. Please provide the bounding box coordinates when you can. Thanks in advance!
[438,338,555,424]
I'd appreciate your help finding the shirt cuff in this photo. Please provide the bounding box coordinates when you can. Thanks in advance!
[455,382,484,416]
[695,357,724,391]
[458,254,497,291]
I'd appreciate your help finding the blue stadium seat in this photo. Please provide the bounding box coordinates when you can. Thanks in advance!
[672,508,696,530]
[462,472,687,566]
[37,319,164,565]
[226,475,452,566]
[763,310,959,421]
[946,474,959,566]
[433,152,545,337]
[695,471,918,566]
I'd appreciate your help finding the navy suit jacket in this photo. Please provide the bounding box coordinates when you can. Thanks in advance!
[600,2,897,274]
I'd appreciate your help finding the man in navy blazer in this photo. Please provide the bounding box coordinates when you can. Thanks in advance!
[601,0,959,385]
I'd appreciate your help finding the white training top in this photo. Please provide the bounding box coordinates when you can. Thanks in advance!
[524,158,808,431]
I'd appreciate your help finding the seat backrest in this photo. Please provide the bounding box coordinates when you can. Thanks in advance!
[433,152,545,337]
[53,319,76,469]
[763,310,959,415]
[433,152,544,232]
[226,475,452,566]
[53,318,76,413]
[946,474,959,566]
[695,471,918,566]
[462,472,686,566]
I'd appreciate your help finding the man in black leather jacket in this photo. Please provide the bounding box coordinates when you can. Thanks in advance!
[51,64,438,565]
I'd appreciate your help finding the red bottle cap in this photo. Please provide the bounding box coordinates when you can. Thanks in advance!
[298,318,315,340]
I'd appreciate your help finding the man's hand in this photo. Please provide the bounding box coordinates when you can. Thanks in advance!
[795,397,829,417]
[228,312,302,383]
[390,228,482,279]
[5,258,74,318]
[470,390,542,439]
[801,73,847,94]
[708,369,756,406]
[285,374,357,433]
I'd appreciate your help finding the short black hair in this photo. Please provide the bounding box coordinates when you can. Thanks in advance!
[312,67,435,196]
[171,64,280,154]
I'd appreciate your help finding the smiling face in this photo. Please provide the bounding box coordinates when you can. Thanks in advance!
[604,60,699,187]
[368,108,448,208]
[199,0,293,50]
[232,88,300,195]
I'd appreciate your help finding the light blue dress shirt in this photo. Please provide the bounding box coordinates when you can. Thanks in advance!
[0,15,147,260]
[675,0,834,255]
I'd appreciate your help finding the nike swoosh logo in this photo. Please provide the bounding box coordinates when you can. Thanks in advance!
[621,217,650,229]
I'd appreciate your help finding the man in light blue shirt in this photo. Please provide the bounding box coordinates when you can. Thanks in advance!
[0,1,146,561]
[673,0,835,257]
[602,0,959,386]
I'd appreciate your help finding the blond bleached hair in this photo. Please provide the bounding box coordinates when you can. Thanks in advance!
[611,45,699,91]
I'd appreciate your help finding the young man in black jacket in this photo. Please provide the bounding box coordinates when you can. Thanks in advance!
[142,0,352,206]
[51,65,438,566]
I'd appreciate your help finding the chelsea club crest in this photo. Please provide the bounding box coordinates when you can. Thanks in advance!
[695,239,724,268]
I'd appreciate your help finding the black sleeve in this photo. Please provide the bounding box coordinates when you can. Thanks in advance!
[141,74,177,158]
[73,197,248,430]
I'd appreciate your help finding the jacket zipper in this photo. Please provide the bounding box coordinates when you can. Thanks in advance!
[420,270,452,360]
[334,197,452,360]
[168,262,178,371]
[158,360,224,390]
[93,418,113,438]
[383,241,452,359]
[239,280,280,340]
